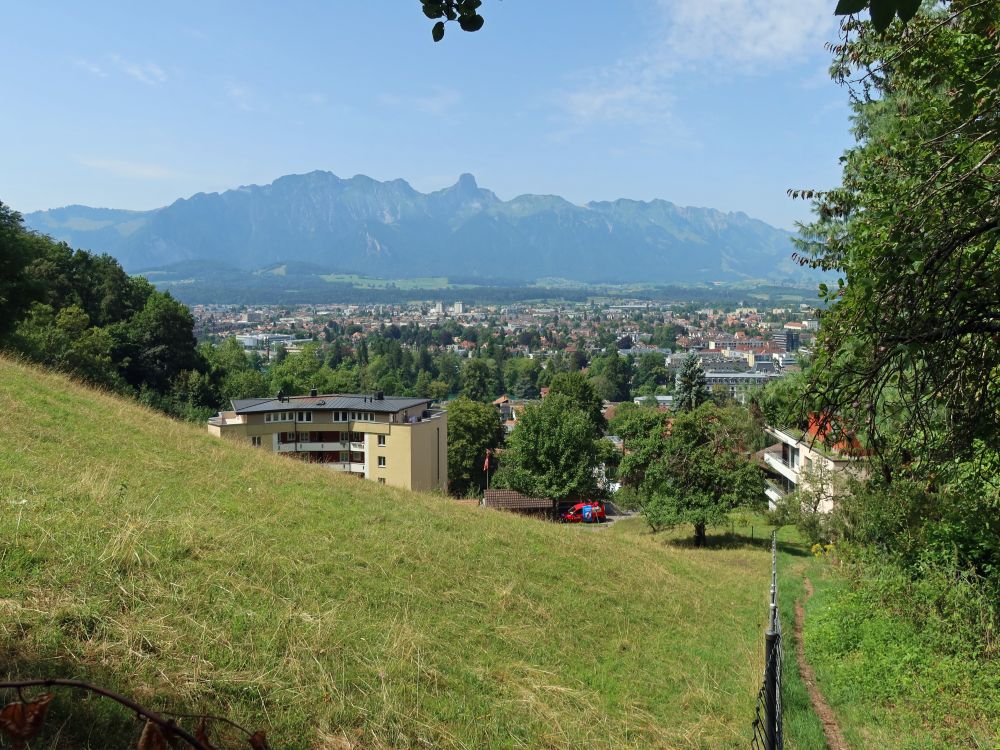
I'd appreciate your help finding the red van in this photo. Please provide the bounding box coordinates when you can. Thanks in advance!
[561,501,607,523]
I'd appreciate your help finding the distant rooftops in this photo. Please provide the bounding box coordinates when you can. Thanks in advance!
[231,393,432,414]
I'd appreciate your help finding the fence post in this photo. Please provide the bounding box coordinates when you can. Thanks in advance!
[764,609,778,749]
[763,530,781,750]
[752,531,782,749]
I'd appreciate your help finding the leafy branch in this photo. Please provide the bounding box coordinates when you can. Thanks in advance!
[420,0,485,42]
[0,679,271,749]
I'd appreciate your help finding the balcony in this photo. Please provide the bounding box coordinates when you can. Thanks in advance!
[350,441,365,451]
[326,462,367,474]
[764,448,799,484]
[276,441,353,453]
[765,479,788,507]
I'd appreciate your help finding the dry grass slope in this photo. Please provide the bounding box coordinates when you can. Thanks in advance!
[0,356,773,749]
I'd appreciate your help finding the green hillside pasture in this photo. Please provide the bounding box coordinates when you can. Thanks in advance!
[1,357,772,749]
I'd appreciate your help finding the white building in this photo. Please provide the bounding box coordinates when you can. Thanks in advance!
[762,423,866,513]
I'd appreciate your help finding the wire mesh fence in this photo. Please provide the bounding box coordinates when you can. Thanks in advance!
[751,531,783,750]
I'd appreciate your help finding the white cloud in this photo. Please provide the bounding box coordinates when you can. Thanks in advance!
[559,0,834,126]
[111,55,167,85]
[661,0,833,69]
[78,157,178,180]
[73,58,107,77]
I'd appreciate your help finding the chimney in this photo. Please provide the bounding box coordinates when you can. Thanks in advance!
[276,390,285,402]
[375,391,384,400]
[310,388,318,398]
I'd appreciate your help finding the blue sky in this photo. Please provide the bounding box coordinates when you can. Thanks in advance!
[0,1,852,229]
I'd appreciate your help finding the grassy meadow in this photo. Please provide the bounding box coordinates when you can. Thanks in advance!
[0,356,780,749]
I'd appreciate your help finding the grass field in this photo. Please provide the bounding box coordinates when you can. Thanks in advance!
[1,356,785,749]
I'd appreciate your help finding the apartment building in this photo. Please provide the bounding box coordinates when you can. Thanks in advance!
[762,418,865,513]
[704,371,782,404]
[208,391,447,492]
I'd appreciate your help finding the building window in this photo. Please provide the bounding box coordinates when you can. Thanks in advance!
[378,456,386,468]
[378,478,386,484]
[251,436,262,447]
[377,435,386,447]
[298,411,312,423]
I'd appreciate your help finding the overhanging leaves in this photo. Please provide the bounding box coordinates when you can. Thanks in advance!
[0,693,54,750]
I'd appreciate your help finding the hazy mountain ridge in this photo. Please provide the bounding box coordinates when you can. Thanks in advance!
[23,171,808,283]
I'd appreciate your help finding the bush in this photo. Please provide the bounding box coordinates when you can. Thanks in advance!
[839,549,998,660]
[807,555,1000,746]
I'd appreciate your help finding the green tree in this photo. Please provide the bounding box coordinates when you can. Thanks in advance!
[673,353,709,412]
[11,303,119,387]
[796,2,999,464]
[446,396,504,497]
[221,368,270,402]
[494,393,604,501]
[504,357,541,399]
[609,403,669,490]
[0,203,43,338]
[113,291,201,393]
[548,370,605,434]
[634,352,670,391]
[210,336,252,375]
[268,344,324,395]
[643,403,764,545]
[588,353,632,402]
[460,357,496,402]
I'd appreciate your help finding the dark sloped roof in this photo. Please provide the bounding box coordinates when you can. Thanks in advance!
[232,394,431,414]
[483,489,554,509]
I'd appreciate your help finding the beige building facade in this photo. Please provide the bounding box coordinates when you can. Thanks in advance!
[208,392,447,492]
[763,424,865,513]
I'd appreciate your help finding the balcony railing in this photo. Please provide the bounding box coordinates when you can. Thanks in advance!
[765,479,788,498]
[326,462,367,474]
[276,441,353,452]
[764,449,800,484]
[764,448,792,469]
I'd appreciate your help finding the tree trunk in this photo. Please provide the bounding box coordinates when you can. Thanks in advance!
[694,522,706,547]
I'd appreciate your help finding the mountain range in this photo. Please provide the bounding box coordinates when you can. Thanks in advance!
[23,171,809,284]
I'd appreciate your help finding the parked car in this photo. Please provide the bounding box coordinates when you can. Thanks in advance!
[561,501,607,523]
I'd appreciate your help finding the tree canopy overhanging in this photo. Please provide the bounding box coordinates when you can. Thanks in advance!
[417,0,938,42]
[794,0,1000,466]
